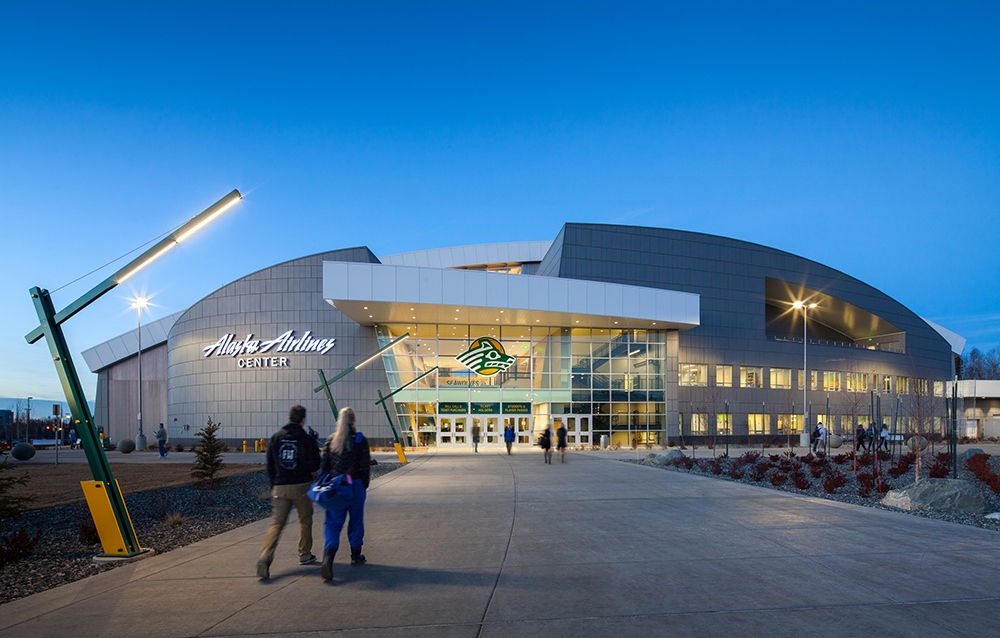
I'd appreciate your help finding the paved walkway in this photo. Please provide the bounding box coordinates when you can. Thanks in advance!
[3,448,1000,637]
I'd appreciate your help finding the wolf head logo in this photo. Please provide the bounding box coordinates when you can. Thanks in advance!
[455,337,516,376]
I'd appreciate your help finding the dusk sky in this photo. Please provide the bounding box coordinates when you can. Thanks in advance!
[2,1,998,406]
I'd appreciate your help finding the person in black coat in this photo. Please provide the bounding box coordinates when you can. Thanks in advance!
[257,405,321,579]
[320,406,371,581]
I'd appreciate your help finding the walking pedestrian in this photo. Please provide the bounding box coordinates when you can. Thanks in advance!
[471,422,481,453]
[556,421,568,463]
[257,405,321,580]
[320,407,371,581]
[503,423,515,455]
[855,423,867,453]
[817,422,827,454]
[879,423,890,452]
[153,423,169,458]
[539,427,552,464]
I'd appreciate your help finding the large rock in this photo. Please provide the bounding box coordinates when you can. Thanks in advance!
[828,435,843,449]
[117,439,136,454]
[906,436,929,452]
[645,452,659,464]
[654,450,685,465]
[962,448,986,460]
[11,442,35,461]
[881,478,986,515]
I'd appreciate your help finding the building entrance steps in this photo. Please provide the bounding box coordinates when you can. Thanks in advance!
[4,449,1000,636]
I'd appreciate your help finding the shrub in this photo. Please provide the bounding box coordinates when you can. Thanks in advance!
[0,527,42,569]
[770,472,789,487]
[165,512,186,527]
[928,457,950,479]
[673,455,695,470]
[0,452,34,519]
[809,464,824,479]
[823,471,848,494]
[966,453,1000,495]
[877,451,892,462]
[748,462,770,482]
[733,451,761,470]
[174,444,185,453]
[857,453,873,466]
[888,452,916,479]
[191,417,226,489]
[708,458,724,475]
[78,522,100,545]
[769,454,781,463]
[727,465,746,480]
[832,454,851,465]
[778,458,800,473]
[791,470,811,490]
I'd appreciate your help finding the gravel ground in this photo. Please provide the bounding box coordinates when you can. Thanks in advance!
[0,463,401,605]
[628,449,1000,532]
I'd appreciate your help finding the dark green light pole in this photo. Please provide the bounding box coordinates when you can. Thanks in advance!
[25,190,241,557]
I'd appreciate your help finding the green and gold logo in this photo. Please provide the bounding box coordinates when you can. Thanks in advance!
[456,337,516,376]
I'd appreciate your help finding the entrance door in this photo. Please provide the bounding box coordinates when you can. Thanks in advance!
[476,416,500,446]
[552,415,592,446]
[438,416,468,446]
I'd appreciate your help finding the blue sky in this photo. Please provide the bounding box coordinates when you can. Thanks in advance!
[2,1,998,405]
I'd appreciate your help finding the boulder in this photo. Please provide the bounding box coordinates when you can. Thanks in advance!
[117,439,136,454]
[881,478,986,515]
[655,450,685,465]
[828,435,843,449]
[962,448,986,460]
[645,452,659,464]
[11,442,35,461]
[906,436,929,452]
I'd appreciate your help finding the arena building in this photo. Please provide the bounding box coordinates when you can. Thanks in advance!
[82,224,959,449]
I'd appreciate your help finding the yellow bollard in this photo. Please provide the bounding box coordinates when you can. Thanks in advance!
[242,440,247,453]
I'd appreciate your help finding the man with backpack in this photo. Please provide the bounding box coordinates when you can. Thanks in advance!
[257,405,321,580]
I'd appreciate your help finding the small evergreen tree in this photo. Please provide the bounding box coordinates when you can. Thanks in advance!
[191,417,226,489]
[0,451,33,522]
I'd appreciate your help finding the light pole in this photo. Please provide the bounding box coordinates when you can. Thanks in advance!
[131,296,149,451]
[26,397,32,441]
[25,189,241,558]
[794,301,817,449]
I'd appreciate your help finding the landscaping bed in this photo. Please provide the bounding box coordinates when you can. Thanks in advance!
[0,463,402,605]
[630,449,1000,531]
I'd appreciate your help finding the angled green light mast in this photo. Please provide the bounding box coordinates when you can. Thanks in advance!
[25,189,242,558]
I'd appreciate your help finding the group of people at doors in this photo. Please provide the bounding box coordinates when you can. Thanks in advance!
[810,421,891,453]
[469,420,568,463]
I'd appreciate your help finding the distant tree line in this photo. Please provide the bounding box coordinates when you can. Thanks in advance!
[959,347,1000,380]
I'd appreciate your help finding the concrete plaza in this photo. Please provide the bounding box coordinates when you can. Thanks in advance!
[2,447,1000,637]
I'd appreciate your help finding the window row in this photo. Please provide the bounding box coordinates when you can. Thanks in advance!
[680,364,938,395]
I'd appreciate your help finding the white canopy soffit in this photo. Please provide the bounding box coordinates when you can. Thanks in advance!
[323,262,700,331]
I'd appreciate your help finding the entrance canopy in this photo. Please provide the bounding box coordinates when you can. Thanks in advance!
[323,262,700,331]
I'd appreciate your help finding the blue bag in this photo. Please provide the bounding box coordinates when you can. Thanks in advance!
[307,472,354,510]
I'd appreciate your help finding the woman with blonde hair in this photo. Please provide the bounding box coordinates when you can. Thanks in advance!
[320,407,371,581]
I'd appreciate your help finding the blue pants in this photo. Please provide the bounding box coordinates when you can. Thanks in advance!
[158,440,167,457]
[323,481,366,552]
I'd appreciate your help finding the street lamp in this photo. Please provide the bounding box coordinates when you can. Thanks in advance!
[131,296,149,451]
[25,189,241,558]
[794,301,817,449]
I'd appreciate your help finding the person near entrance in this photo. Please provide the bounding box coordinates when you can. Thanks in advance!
[319,407,371,581]
[503,423,515,455]
[556,422,568,463]
[258,405,321,580]
[539,427,552,464]
[471,422,481,453]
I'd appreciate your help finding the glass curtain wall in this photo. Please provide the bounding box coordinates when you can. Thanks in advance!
[376,324,667,447]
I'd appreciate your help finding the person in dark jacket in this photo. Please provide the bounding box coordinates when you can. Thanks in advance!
[257,405,321,580]
[556,422,568,463]
[539,427,552,464]
[320,406,371,581]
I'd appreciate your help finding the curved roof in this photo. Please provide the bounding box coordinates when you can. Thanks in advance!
[380,241,551,269]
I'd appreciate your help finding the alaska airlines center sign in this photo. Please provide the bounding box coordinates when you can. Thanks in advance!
[202,330,336,369]
[456,337,516,376]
